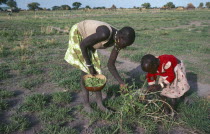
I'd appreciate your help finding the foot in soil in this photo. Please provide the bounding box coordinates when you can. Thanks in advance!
[84,104,93,113]
[97,104,111,112]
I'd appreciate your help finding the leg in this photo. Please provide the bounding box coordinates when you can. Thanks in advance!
[170,98,177,111]
[81,71,93,113]
[95,91,109,112]
[160,95,170,114]
[170,98,180,118]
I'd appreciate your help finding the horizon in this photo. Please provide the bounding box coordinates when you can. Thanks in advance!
[0,0,209,9]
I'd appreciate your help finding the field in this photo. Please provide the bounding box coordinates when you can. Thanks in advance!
[0,9,210,134]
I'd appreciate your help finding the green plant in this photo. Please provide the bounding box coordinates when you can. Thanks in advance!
[52,92,72,104]
[39,104,73,125]
[0,63,10,81]
[21,65,44,76]
[38,124,78,134]
[0,115,31,133]
[84,77,106,87]
[178,94,210,133]
[19,94,50,112]
[0,89,14,99]
[21,77,44,90]
[94,125,119,134]
[0,45,10,57]
[49,65,80,91]
[0,99,8,111]
[10,114,31,131]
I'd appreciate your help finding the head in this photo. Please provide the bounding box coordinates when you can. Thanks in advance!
[141,54,159,74]
[115,27,135,49]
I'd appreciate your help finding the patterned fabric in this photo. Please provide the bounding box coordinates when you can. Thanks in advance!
[64,24,102,74]
[159,62,190,98]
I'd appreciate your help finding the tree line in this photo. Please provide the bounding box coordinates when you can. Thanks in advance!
[141,2,210,9]
[0,0,210,11]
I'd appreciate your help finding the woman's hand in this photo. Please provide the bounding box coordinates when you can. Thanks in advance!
[88,66,97,76]
[120,84,128,94]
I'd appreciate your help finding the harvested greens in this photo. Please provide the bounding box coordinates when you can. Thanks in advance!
[84,77,106,87]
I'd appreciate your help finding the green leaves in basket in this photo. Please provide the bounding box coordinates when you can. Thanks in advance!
[84,77,106,87]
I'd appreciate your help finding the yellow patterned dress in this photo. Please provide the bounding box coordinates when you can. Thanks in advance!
[64,24,102,74]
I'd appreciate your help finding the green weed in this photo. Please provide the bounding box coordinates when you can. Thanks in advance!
[38,124,78,134]
[21,77,44,90]
[37,39,59,49]
[178,94,210,133]
[21,65,44,76]
[129,53,144,62]
[0,99,8,111]
[0,45,10,57]
[0,114,30,133]
[39,104,73,125]
[51,92,72,104]
[19,94,50,112]
[10,114,31,131]
[0,63,10,81]
[0,89,15,99]
[49,65,80,91]
[94,125,119,134]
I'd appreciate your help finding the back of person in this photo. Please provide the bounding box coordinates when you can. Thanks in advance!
[78,20,114,49]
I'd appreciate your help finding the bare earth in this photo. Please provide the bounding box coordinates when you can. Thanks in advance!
[1,20,209,134]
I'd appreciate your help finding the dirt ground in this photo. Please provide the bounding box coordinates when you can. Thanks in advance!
[1,20,209,134]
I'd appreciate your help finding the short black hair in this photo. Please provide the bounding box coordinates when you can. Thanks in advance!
[141,54,157,72]
[118,27,135,46]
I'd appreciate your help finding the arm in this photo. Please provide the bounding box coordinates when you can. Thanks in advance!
[147,73,162,92]
[163,62,176,85]
[146,73,157,85]
[149,62,175,91]
[80,26,110,74]
[107,47,125,85]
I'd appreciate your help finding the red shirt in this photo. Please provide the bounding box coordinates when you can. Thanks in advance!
[146,55,178,85]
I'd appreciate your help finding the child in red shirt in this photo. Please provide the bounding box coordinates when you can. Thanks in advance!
[141,54,190,113]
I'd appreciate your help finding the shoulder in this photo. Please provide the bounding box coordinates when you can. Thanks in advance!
[96,25,111,40]
[158,55,174,70]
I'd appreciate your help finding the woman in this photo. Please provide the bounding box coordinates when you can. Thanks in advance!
[65,20,135,113]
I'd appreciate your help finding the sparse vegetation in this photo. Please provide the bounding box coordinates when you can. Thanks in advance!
[0,9,209,134]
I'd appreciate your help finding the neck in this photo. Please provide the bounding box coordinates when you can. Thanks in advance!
[113,30,117,42]
[155,58,160,71]
[156,58,160,66]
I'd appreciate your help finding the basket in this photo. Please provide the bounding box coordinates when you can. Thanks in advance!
[83,74,107,92]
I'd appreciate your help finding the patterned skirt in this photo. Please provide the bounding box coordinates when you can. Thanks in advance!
[159,62,190,98]
[64,24,101,74]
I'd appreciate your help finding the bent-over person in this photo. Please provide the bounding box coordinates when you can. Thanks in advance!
[64,20,135,113]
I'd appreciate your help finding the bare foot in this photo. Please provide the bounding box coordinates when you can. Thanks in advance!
[97,104,112,113]
[84,104,93,113]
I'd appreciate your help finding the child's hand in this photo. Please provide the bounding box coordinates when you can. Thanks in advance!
[148,84,162,92]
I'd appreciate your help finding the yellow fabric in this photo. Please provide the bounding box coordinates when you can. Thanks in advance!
[64,24,102,74]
